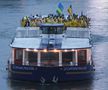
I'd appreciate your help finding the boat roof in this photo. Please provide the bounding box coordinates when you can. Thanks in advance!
[10,38,41,49]
[62,38,91,49]
[10,37,91,49]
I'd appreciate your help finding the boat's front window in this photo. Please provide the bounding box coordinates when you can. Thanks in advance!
[41,52,59,66]
[62,51,75,66]
[40,26,65,34]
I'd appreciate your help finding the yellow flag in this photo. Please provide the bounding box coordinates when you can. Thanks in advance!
[67,5,73,15]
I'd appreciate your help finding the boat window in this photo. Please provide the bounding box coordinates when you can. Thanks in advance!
[78,50,87,66]
[41,26,64,34]
[62,51,75,66]
[27,51,37,65]
[14,49,23,65]
[41,52,59,66]
[56,27,64,34]
[15,49,23,60]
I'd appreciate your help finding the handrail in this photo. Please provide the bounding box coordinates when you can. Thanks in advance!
[16,27,41,38]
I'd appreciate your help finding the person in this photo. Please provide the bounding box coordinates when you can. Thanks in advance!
[26,60,29,65]
[67,5,73,17]
[26,18,30,27]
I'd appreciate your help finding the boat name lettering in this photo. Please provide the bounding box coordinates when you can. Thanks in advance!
[64,67,87,71]
[13,66,35,70]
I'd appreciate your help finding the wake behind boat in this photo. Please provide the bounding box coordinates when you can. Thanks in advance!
[8,23,95,83]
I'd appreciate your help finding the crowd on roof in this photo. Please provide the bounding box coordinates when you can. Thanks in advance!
[21,5,90,27]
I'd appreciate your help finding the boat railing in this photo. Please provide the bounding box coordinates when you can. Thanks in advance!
[65,28,91,39]
[16,27,41,38]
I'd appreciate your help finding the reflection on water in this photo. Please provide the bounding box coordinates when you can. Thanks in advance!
[0,0,108,90]
[8,79,93,90]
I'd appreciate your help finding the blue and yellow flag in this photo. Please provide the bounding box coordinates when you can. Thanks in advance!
[56,2,64,15]
[67,5,73,16]
[58,2,64,11]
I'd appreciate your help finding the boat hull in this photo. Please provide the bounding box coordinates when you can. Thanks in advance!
[8,64,95,83]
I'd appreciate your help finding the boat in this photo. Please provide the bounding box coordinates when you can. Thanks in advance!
[8,23,94,83]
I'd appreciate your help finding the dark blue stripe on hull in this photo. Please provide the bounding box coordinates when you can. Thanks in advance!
[8,64,95,83]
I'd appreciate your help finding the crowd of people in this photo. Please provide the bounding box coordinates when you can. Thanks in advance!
[21,5,90,28]
[21,13,90,27]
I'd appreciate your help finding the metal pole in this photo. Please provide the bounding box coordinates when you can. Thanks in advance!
[75,50,78,66]
[23,49,25,65]
[12,48,14,64]
[59,51,62,66]
[37,51,41,66]
[87,49,91,65]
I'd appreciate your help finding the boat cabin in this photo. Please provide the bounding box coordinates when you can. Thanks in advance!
[11,48,91,66]
[10,24,92,67]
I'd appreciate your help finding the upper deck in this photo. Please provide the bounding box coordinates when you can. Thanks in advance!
[11,24,91,49]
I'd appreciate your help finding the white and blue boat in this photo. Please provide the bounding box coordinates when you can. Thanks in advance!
[8,23,95,83]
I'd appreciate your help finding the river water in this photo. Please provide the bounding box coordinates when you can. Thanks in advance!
[0,0,108,90]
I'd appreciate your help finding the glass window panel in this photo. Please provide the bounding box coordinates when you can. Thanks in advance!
[41,26,64,34]
[15,49,23,60]
[62,51,75,66]
[41,52,59,66]
[28,51,37,65]
[78,50,87,65]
